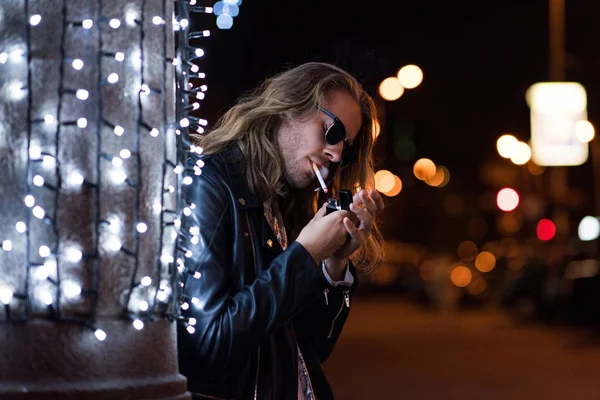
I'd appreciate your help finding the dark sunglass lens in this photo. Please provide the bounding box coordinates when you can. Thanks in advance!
[326,122,346,145]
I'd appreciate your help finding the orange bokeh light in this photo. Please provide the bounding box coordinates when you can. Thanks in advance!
[413,158,436,181]
[383,175,403,197]
[474,251,496,272]
[451,266,472,288]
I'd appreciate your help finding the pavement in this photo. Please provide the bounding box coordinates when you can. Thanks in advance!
[323,295,600,400]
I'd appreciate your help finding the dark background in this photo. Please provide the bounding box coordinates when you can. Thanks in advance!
[192,0,600,253]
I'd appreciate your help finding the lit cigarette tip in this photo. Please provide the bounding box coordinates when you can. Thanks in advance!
[312,162,328,193]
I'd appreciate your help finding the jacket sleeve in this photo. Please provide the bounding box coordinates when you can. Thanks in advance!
[294,262,358,363]
[177,163,330,380]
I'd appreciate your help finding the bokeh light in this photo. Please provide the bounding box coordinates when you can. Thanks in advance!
[382,175,402,197]
[496,134,518,158]
[413,158,436,181]
[496,188,519,212]
[510,141,531,165]
[536,219,556,241]
[374,170,394,193]
[457,240,478,262]
[378,77,404,101]
[474,251,496,272]
[575,120,595,143]
[450,266,472,288]
[425,165,450,187]
[577,216,600,241]
[396,64,423,89]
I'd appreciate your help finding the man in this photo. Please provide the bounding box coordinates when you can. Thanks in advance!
[177,62,385,399]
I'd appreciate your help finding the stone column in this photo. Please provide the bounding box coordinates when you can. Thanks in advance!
[0,0,189,398]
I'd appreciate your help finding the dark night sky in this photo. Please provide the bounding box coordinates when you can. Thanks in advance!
[192,1,600,251]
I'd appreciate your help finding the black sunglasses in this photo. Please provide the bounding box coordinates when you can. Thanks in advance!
[318,107,356,167]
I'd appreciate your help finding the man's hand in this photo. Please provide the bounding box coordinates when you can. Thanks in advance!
[324,189,385,278]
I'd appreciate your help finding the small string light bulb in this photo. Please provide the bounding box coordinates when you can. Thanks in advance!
[29,145,42,158]
[119,149,131,159]
[82,19,93,29]
[29,14,42,26]
[109,19,121,29]
[114,126,124,136]
[138,301,149,311]
[33,175,45,187]
[63,281,82,298]
[2,240,12,251]
[65,247,83,262]
[94,329,107,341]
[136,223,148,233]
[133,319,144,330]
[44,114,55,124]
[0,286,13,305]
[67,171,85,187]
[77,118,88,128]
[76,89,89,100]
[24,195,35,207]
[115,52,125,62]
[39,290,54,306]
[32,206,45,219]
[16,221,26,233]
[140,276,152,286]
[72,59,84,70]
[107,73,119,84]
[39,245,51,258]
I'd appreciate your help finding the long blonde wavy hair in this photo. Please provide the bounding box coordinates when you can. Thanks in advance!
[192,62,384,273]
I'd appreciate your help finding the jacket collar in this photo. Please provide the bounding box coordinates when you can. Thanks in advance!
[218,143,263,210]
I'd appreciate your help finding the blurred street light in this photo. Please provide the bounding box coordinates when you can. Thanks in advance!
[536,218,556,241]
[475,251,496,273]
[510,141,532,165]
[578,216,600,241]
[575,120,595,143]
[496,134,518,159]
[413,158,436,181]
[397,65,423,89]
[526,82,588,166]
[496,188,519,212]
[378,77,404,101]
[450,266,472,288]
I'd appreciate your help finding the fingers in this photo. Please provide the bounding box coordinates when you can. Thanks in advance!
[349,203,373,232]
[353,190,377,216]
[369,189,385,214]
[343,216,363,243]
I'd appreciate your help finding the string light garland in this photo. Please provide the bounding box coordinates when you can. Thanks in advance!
[0,0,230,346]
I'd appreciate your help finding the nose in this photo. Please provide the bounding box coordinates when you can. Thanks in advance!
[323,141,344,164]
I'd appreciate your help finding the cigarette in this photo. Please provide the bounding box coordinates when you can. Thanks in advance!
[312,163,328,193]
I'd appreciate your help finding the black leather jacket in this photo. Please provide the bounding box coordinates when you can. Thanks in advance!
[177,144,357,399]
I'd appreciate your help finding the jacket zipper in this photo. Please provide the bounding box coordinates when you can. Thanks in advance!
[244,212,260,399]
[327,289,350,339]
